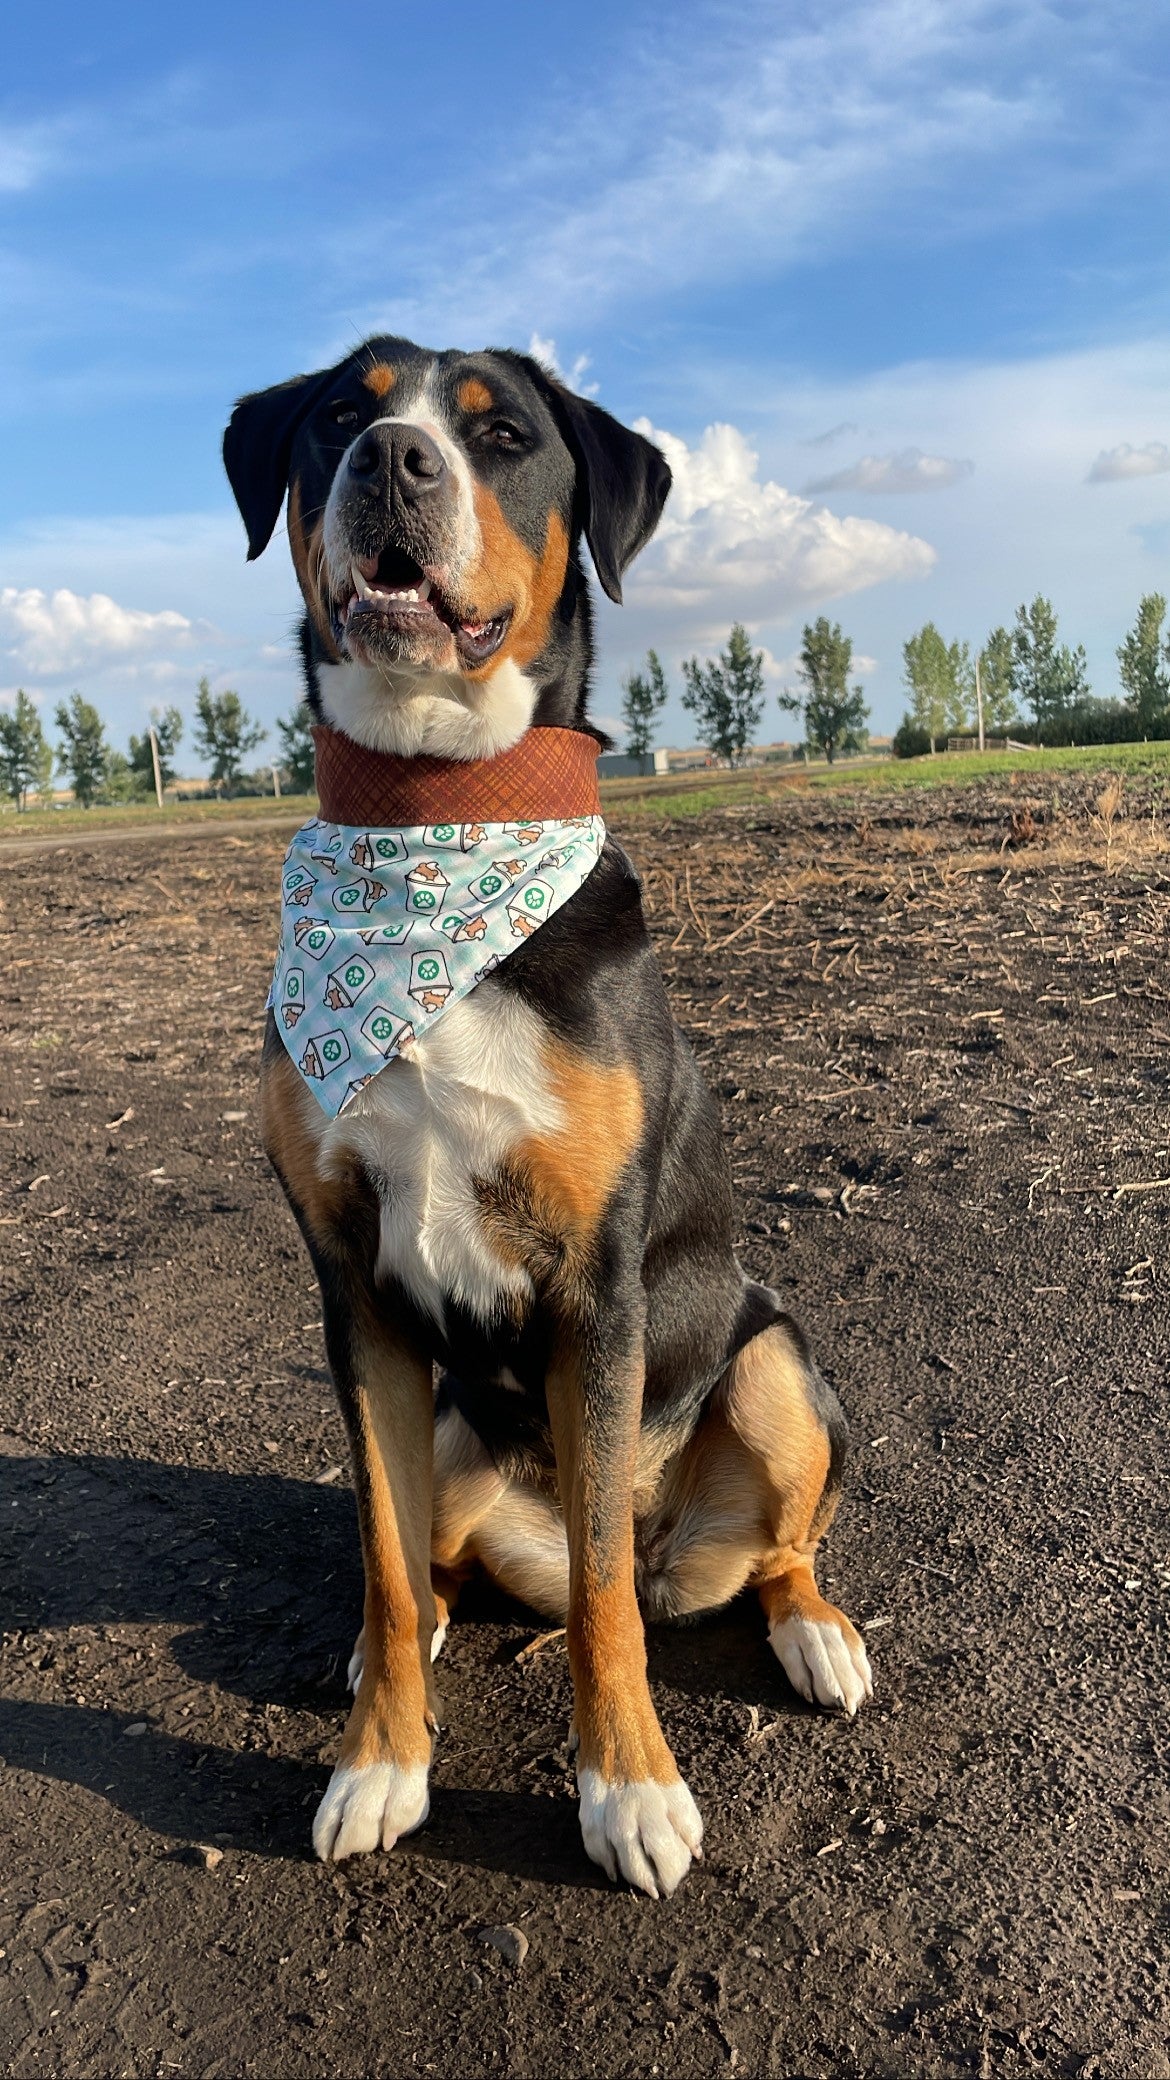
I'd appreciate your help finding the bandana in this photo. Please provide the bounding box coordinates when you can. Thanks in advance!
[270,812,605,1115]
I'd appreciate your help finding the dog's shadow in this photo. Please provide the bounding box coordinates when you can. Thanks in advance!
[0,1448,792,1876]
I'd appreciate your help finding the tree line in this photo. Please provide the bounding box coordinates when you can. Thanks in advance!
[0,681,317,810]
[622,617,870,766]
[7,589,1166,808]
[621,591,1170,767]
[894,591,1170,754]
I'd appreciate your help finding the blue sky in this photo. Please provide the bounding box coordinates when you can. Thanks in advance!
[2,0,1169,761]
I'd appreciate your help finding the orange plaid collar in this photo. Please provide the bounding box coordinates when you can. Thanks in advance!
[311,724,602,825]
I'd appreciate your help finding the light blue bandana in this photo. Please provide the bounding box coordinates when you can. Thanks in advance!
[270,815,606,1116]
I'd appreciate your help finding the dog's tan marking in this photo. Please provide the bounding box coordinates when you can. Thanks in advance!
[474,1047,642,1308]
[259,1040,358,1249]
[546,1347,677,1786]
[461,493,570,678]
[635,1322,834,1619]
[363,362,397,398]
[431,1402,569,1615]
[337,1324,436,1775]
[457,376,494,414]
[519,1045,643,1238]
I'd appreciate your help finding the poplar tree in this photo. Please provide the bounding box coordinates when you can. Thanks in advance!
[620,649,669,760]
[277,703,317,792]
[681,624,765,766]
[0,690,52,809]
[194,678,266,793]
[902,623,953,752]
[128,705,184,793]
[1010,597,1089,730]
[1117,593,1170,734]
[54,692,109,807]
[977,627,1020,732]
[784,617,870,764]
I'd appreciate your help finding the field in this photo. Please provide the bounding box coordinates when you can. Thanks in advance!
[2,759,1169,2078]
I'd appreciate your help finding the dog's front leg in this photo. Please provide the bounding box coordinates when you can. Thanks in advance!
[312,1294,437,1862]
[546,1312,703,1898]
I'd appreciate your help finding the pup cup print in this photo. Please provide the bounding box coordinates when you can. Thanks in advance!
[405,858,450,917]
[270,813,607,1116]
[409,948,453,1015]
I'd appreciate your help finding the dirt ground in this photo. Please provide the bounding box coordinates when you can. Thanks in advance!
[2,770,1168,2080]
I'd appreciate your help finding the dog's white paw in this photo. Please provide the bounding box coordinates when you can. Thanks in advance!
[430,1615,448,1663]
[770,1612,873,1716]
[312,1762,430,1861]
[577,1768,703,1898]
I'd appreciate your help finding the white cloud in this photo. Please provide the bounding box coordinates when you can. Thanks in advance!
[805,449,974,495]
[0,586,192,678]
[625,419,935,617]
[526,333,597,396]
[1087,441,1170,484]
[349,0,1155,348]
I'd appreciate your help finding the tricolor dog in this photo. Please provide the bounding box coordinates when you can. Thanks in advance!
[223,337,871,1899]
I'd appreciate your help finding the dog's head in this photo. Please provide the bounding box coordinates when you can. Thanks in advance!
[224,338,670,757]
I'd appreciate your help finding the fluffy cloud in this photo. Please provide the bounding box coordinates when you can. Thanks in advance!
[625,419,935,617]
[0,586,192,678]
[804,449,974,495]
[526,333,597,396]
[1087,441,1170,483]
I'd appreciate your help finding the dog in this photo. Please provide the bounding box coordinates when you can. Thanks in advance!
[223,337,871,1899]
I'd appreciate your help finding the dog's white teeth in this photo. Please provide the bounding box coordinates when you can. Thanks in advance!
[352,562,374,600]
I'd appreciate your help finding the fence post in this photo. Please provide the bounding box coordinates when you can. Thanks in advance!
[148,728,164,809]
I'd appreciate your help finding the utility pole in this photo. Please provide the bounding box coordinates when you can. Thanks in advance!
[271,764,282,798]
[148,727,164,809]
[975,654,985,753]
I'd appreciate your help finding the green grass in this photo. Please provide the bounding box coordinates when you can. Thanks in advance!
[804,739,1170,793]
[0,792,316,840]
[5,740,1167,843]
[604,741,1170,819]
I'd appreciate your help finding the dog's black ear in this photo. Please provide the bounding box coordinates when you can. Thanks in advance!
[523,363,671,603]
[223,370,331,561]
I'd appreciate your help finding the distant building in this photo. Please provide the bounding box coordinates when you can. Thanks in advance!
[596,748,670,778]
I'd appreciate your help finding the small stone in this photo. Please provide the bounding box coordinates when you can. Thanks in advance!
[222,1111,248,1122]
[123,1721,148,1738]
[479,1923,529,1967]
[198,1845,224,1870]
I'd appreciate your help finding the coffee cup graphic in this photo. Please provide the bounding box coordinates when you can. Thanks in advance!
[405,860,450,915]
[408,949,452,1012]
[360,1006,413,1058]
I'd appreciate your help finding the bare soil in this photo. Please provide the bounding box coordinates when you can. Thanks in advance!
[1,772,1168,2080]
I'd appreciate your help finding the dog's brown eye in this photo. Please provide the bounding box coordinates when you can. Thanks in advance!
[328,404,359,428]
[488,422,523,450]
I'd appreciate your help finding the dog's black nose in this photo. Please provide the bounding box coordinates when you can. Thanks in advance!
[347,423,449,504]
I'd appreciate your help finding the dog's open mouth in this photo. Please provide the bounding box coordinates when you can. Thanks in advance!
[335,546,512,668]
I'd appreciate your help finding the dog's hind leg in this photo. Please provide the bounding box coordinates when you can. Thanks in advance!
[644,1319,872,1715]
[733,1323,872,1716]
[349,1422,473,1687]
[311,1295,438,1863]
[430,1400,570,1621]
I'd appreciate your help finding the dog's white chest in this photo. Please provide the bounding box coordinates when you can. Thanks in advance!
[327,987,562,1326]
